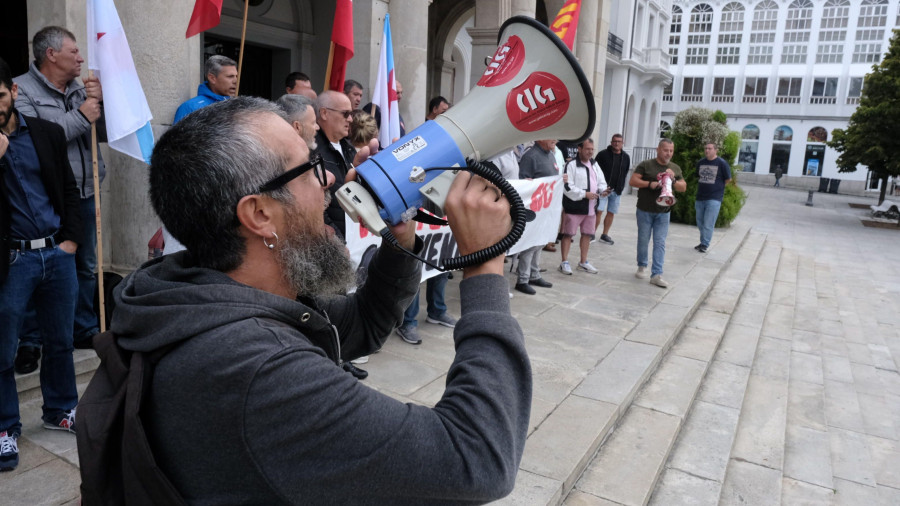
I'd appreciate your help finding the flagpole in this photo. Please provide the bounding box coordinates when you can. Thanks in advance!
[235,0,249,95]
[324,42,335,91]
[88,69,106,333]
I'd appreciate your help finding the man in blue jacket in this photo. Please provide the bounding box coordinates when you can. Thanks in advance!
[173,55,237,123]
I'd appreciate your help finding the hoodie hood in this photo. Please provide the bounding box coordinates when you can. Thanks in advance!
[112,252,314,354]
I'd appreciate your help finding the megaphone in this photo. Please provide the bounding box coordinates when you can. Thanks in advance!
[337,15,596,270]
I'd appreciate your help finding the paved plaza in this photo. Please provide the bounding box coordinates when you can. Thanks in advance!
[2,183,899,505]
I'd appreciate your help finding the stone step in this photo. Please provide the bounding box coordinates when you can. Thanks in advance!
[647,240,782,505]
[555,231,769,506]
[15,348,100,403]
[497,224,757,506]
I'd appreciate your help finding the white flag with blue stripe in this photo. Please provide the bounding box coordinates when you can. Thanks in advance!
[87,0,154,164]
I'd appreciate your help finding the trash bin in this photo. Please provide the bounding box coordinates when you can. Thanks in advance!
[818,177,830,192]
[829,178,841,194]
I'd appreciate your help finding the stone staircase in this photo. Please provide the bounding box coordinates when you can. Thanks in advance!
[564,230,900,505]
[557,232,773,505]
[494,224,760,505]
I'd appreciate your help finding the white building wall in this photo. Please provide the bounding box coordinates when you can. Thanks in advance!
[662,0,900,187]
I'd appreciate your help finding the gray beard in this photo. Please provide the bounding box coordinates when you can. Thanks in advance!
[277,206,356,298]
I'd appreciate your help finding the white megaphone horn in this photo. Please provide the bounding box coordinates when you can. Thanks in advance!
[337,16,596,271]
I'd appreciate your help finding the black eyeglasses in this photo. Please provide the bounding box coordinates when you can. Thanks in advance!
[325,107,353,119]
[257,155,328,193]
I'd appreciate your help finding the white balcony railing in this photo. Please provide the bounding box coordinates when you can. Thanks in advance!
[641,48,672,70]
[846,97,861,105]
[743,96,766,103]
[681,94,704,102]
[711,95,735,103]
[775,96,801,104]
[810,97,837,104]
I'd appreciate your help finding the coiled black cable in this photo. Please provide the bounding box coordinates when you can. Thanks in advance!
[378,158,529,272]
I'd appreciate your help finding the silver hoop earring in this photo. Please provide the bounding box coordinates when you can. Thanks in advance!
[263,232,279,250]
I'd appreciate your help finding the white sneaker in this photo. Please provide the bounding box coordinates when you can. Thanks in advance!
[650,275,669,288]
[577,261,598,274]
[559,261,573,275]
[351,356,369,365]
[635,266,648,279]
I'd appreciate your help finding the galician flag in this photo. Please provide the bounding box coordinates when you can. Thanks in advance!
[371,14,400,149]
[551,0,583,50]
[86,0,154,163]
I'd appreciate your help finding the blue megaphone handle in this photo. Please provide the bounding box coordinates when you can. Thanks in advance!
[353,120,466,226]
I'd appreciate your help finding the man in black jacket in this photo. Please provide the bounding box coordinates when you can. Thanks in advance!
[594,134,630,245]
[0,57,82,472]
[314,90,357,240]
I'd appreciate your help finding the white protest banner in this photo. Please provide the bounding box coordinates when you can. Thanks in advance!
[346,175,563,282]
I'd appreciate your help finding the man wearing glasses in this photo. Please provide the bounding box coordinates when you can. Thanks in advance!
[314,90,357,240]
[96,97,530,503]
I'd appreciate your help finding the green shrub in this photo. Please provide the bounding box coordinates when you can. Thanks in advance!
[668,107,746,227]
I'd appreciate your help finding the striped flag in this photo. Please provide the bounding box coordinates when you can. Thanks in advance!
[371,14,400,148]
[87,0,154,163]
[551,0,583,50]
[324,0,354,91]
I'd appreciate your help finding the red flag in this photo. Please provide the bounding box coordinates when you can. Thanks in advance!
[324,0,354,91]
[185,0,224,38]
[550,0,582,51]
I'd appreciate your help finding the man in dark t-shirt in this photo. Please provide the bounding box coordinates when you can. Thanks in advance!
[695,143,732,253]
[628,139,686,289]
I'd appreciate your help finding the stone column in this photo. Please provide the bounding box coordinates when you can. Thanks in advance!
[107,0,201,271]
[389,0,429,130]
[574,0,599,140]
[511,0,537,18]
[346,0,389,105]
[25,0,200,271]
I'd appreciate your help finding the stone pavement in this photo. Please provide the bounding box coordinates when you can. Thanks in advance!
[3,184,898,505]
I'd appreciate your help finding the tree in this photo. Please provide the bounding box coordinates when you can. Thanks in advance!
[667,107,746,227]
[829,30,900,206]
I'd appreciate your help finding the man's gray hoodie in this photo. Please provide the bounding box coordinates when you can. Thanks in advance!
[111,245,531,505]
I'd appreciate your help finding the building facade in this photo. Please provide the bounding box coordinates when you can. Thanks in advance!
[662,0,900,191]
[1,0,616,271]
[600,0,674,159]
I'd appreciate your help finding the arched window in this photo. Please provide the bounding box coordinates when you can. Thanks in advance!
[783,0,813,63]
[854,0,888,63]
[717,3,745,64]
[818,0,850,63]
[660,121,672,138]
[686,4,713,64]
[771,126,793,175]
[742,125,760,140]
[669,6,683,65]
[804,127,828,176]
[749,1,778,64]
[739,125,760,172]
[774,126,794,141]
[807,127,828,143]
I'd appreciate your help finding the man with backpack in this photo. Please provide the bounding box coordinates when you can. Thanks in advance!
[77,97,531,503]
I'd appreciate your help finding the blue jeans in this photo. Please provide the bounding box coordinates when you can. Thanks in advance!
[636,209,670,277]
[1,246,79,435]
[695,199,722,248]
[403,273,449,327]
[19,197,98,350]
